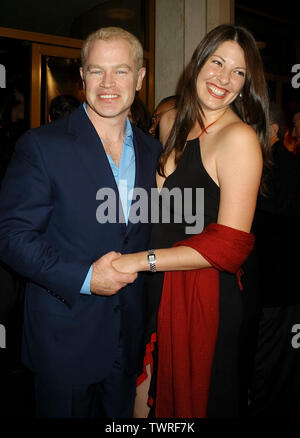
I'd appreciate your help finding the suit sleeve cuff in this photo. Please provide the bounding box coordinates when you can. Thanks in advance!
[80,265,93,295]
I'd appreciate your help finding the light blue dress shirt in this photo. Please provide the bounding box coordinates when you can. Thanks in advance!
[81,103,136,294]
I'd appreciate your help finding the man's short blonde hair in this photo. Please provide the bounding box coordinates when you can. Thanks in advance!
[81,27,144,74]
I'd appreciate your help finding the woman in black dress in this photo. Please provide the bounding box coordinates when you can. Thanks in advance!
[113,24,270,418]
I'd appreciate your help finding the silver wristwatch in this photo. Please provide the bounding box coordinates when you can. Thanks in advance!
[147,249,157,273]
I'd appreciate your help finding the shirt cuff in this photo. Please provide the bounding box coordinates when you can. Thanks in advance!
[80,265,93,295]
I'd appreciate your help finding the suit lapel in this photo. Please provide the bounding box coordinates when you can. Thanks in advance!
[126,126,153,236]
[67,106,125,230]
[68,106,115,187]
[67,107,154,234]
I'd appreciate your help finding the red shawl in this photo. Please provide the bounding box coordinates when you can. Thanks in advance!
[155,223,255,418]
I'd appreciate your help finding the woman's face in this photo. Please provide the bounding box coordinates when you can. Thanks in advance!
[196,40,246,113]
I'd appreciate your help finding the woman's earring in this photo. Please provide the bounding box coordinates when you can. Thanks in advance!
[239,92,243,98]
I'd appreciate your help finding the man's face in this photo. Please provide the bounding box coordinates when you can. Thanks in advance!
[80,38,145,122]
[292,112,300,141]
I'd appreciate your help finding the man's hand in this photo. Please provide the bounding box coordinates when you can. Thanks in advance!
[90,251,137,296]
[112,253,142,274]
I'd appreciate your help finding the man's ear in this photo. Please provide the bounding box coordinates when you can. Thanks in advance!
[80,67,85,88]
[136,67,146,91]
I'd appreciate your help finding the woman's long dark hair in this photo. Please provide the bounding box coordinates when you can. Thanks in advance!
[158,24,271,194]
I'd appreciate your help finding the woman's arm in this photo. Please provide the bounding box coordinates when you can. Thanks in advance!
[113,123,263,274]
[112,246,211,274]
[216,122,263,232]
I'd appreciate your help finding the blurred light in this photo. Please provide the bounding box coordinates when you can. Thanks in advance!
[257,41,267,49]
[106,8,135,20]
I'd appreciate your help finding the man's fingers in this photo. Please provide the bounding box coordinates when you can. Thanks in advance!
[91,252,137,296]
[104,251,122,262]
[117,271,137,284]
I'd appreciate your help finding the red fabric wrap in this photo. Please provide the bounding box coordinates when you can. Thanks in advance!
[155,223,255,418]
[136,332,157,387]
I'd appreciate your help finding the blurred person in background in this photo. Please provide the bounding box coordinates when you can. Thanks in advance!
[249,102,300,417]
[129,95,151,134]
[48,94,81,122]
[283,105,300,158]
[148,95,178,140]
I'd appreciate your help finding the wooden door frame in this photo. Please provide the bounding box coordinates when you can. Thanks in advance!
[0,25,83,48]
[31,44,81,127]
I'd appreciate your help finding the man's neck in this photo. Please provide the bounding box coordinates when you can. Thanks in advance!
[86,106,130,166]
[86,106,128,143]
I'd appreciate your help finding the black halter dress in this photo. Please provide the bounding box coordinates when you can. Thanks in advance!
[142,137,260,417]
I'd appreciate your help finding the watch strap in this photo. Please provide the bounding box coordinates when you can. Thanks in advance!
[147,249,157,273]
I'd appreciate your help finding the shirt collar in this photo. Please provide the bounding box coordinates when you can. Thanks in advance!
[83,101,133,146]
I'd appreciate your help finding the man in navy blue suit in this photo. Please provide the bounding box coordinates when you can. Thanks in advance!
[0,27,161,418]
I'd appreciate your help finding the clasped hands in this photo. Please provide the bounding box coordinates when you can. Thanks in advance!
[90,251,141,296]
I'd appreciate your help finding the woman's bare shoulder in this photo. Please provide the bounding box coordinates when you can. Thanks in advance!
[216,120,263,188]
[222,119,258,139]
[219,120,262,157]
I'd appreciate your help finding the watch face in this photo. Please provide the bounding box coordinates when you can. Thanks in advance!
[148,254,155,262]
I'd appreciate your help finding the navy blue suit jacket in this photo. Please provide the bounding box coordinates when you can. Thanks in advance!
[0,105,161,384]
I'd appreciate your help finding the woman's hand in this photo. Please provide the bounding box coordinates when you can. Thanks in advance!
[112,253,142,275]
